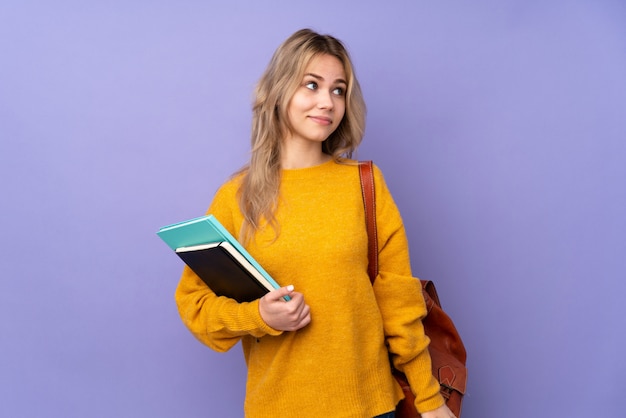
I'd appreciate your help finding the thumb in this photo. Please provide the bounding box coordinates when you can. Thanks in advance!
[266,285,294,301]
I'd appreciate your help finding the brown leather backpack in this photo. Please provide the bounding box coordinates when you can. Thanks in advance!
[359,161,467,417]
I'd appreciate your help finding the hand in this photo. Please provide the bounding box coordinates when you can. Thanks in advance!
[421,404,456,418]
[259,285,311,331]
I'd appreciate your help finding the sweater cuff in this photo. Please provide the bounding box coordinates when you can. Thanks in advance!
[246,299,283,338]
[402,352,445,413]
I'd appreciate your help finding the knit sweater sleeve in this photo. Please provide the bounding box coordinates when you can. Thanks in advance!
[174,179,282,352]
[370,166,445,414]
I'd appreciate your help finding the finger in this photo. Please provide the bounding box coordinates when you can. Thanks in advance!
[292,302,310,323]
[302,305,311,326]
[299,303,310,320]
[281,297,309,328]
[295,307,312,329]
[285,291,304,306]
[286,309,311,331]
[284,297,306,320]
[265,285,295,302]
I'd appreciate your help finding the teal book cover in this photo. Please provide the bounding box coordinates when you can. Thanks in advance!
[157,214,224,250]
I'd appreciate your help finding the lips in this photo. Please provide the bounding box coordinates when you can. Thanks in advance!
[308,115,332,126]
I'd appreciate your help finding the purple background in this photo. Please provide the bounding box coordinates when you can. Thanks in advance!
[1,1,625,417]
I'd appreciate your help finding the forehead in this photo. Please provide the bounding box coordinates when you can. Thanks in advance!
[303,54,346,82]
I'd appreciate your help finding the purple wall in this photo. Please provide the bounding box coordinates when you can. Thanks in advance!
[1,1,625,417]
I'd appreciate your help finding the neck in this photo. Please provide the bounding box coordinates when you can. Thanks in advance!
[280,140,331,169]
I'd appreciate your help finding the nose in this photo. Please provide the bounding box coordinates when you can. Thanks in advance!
[317,90,334,110]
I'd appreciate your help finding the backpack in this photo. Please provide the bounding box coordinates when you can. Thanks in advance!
[359,161,467,417]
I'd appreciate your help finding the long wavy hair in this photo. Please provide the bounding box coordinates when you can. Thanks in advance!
[237,28,367,243]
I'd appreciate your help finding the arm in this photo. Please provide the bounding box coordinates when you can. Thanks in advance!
[369,166,447,414]
[175,265,283,352]
[174,179,285,351]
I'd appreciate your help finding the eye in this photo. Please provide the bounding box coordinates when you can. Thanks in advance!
[305,81,318,90]
[332,86,345,96]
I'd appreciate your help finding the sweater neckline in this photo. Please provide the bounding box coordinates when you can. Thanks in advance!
[281,159,336,180]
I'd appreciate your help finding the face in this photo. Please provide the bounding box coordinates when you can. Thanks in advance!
[285,54,347,146]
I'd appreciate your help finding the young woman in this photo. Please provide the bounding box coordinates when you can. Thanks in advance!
[175,28,456,418]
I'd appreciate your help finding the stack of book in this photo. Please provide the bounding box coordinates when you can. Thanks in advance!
[157,215,282,303]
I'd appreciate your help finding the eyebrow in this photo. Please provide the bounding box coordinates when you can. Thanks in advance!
[304,73,347,85]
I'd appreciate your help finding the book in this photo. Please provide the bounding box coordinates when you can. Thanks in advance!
[157,214,285,301]
[175,241,274,303]
[158,214,235,250]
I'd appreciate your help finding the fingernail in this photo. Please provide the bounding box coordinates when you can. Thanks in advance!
[286,285,294,292]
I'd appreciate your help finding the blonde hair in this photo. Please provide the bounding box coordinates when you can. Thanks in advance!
[237,28,366,243]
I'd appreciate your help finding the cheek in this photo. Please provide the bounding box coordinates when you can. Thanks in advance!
[335,103,346,125]
[285,98,301,125]
[287,92,310,114]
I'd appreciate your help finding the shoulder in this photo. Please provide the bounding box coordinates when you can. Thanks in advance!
[371,162,387,184]
[352,159,390,191]
[366,161,402,218]
[219,171,245,194]
[208,170,245,213]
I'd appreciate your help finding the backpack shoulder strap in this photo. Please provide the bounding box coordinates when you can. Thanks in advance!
[358,161,378,283]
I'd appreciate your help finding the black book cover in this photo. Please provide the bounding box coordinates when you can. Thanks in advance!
[177,244,270,303]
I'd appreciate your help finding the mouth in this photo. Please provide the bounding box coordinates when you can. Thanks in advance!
[309,115,332,126]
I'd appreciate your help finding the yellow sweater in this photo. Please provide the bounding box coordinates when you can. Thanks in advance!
[175,160,444,417]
